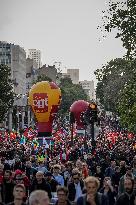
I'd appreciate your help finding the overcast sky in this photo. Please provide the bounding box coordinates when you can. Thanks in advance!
[0,0,126,82]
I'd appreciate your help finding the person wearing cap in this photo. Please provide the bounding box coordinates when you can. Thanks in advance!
[53,165,64,186]
[45,171,59,193]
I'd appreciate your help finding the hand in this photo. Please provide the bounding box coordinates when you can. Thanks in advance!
[87,194,96,205]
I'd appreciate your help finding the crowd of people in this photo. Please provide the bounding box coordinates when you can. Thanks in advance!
[0,115,136,205]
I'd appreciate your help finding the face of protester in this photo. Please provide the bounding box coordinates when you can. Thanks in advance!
[32,193,49,205]
[73,174,80,184]
[36,172,43,182]
[76,160,83,170]
[13,187,25,200]
[96,166,101,173]
[15,175,24,185]
[111,161,116,168]
[57,191,67,204]
[53,167,60,175]
[124,179,133,194]
[86,182,98,196]
[26,161,31,168]
[120,161,125,167]
[104,177,111,188]
[126,168,132,176]
[4,172,11,181]
[0,164,4,174]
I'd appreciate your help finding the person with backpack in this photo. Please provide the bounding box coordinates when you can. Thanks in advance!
[77,176,108,205]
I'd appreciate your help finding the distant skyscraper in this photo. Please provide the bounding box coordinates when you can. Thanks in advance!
[79,80,95,100]
[67,69,79,84]
[28,49,42,68]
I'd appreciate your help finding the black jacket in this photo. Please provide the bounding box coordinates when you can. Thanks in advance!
[55,200,72,205]
[30,179,52,199]
[68,180,84,202]
[48,178,59,192]
[115,192,135,205]
[77,193,109,205]
[1,180,14,204]
[99,188,116,205]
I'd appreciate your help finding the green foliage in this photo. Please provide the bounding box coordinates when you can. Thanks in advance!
[34,74,52,83]
[100,0,136,59]
[59,77,88,114]
[0,64,14,122]
[95,58,131,112]
[97,0,136,131]
[117,61,136,133]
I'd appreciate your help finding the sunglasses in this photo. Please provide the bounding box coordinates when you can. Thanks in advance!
[73,177,79,180]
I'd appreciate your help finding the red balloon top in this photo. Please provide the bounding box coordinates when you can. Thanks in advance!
[70,100,89,129]
[70,100,89,113]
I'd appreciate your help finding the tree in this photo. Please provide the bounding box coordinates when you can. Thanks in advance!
[0,64,14,122]
[117,60,136,133]
[100,0,136,58]
[34,74,52,83]
[59,77,89,114]
[96,0,136,132]
[95,58,130,112]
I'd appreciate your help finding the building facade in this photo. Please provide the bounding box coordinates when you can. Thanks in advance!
[79,80,95,100]
[38,64,57,82]
[26,58,38,92]
[28,49,42,68]
[67,69,79,84]
[0,41,26,95]
[0,41,27,130]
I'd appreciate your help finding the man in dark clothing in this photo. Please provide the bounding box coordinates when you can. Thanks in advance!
[1,170,14,204]
[45,171,59,192]
[68,172,84,203]
[30,171,52,199]
[55,186,72,205]
[115,178,136,205]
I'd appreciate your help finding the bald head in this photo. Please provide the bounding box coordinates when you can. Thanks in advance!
[29,190,49,205]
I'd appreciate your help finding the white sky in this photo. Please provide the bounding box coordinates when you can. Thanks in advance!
[0,0,126,82]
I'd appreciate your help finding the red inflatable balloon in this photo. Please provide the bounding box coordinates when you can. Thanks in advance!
[70,100,89,129]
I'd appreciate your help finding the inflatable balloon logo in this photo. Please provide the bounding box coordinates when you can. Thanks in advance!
[28,81,61,136]
[70,100,89,130]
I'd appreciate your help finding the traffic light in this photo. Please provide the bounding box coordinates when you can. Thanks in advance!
[89,103,97,122]
[84,103,98,124]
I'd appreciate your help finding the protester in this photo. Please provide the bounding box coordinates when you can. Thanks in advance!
[44,171,59,193]
[53,165,64,186]
[99,177,116,205]
[30,171,52,199]
[6,184,26,205]
[77,176,108,205]
[68,172,84,203]
[0,114,135,205]
[29,190,50,205]
[115,178,136,205]
[1,170,14,204]
[56,186,72,205]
